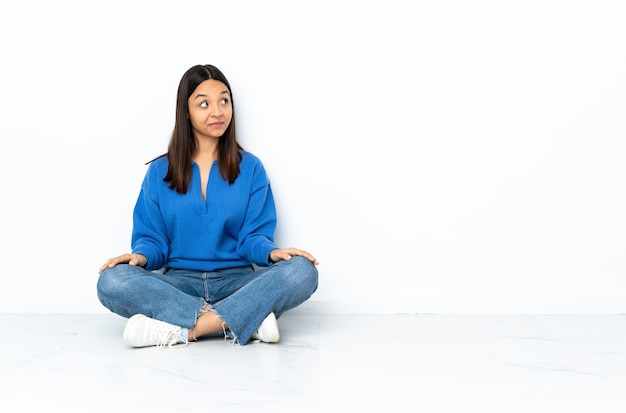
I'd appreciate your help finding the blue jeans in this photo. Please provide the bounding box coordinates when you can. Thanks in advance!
[96,256,318,345]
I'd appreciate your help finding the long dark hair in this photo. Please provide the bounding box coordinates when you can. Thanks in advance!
[149,64,242,193]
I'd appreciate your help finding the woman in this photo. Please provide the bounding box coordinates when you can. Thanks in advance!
[97,64,319,348]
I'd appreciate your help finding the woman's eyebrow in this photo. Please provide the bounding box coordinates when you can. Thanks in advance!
[193,90,230,99]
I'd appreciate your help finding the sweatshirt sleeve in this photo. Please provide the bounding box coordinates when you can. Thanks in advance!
[236,161,279,266]
[130,163,169,271]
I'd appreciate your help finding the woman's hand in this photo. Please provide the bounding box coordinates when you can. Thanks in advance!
[270,247,319,265]
[98,253,147,274]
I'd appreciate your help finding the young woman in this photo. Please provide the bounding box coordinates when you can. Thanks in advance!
[97,64,319,348]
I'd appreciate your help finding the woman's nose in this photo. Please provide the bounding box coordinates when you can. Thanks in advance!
[210,104,223,116]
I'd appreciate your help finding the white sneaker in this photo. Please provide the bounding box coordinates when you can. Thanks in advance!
[251,312,280,343]
[123,314,188,348]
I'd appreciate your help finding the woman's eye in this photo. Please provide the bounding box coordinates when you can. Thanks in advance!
[220,98,229,105]
[200,101,208,108]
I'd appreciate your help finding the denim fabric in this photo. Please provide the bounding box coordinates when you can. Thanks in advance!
[97,256,318,345]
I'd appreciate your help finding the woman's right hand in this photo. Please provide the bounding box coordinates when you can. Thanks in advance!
[98,253,147,274]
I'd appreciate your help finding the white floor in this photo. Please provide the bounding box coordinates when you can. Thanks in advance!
[2,312,626,412]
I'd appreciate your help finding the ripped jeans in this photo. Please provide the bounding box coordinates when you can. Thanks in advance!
[96,256,319,345]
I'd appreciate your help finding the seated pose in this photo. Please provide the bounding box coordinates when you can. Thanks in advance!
[97,64,319,348]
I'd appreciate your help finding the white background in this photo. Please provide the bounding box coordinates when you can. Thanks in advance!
[0,0,624,314]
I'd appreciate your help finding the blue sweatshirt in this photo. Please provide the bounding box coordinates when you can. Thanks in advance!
[131,150,279,271]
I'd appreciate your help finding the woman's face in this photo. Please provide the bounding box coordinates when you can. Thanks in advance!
[187,79,233,140]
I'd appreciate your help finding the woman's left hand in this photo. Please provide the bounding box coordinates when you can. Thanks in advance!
[270,247,319,265]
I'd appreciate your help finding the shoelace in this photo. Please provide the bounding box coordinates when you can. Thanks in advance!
[155,330,188,349]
